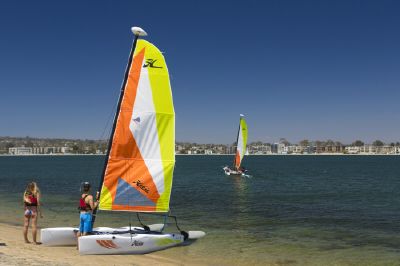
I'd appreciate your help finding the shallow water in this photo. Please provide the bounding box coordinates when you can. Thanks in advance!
[1,155,400,265]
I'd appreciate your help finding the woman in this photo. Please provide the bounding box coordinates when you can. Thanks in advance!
[23,182,43,244]
[77,182,99,238]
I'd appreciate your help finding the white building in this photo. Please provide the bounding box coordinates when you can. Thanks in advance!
[9,147,33,155]
[61,146,72,154]
[345,146,360,154]
[286,145,303,154]
[204,149,213,155]
[278,143,286,154]
[359,145,375,154]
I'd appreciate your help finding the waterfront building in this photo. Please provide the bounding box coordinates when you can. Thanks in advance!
[61,146,72,154]
[286,145,303,154]
[345,146,360,154]
[248,143,272,155]
[271,143,278,153]
[359,145,376,154]
[278,143,286,154]
[9,147,33,155]
[380,145,395,154]
[204,149,213,155]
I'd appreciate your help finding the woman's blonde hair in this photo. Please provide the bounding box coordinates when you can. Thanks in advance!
[24,182,40,197]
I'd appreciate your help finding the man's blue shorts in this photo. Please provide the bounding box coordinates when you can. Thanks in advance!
[79,212,92,233]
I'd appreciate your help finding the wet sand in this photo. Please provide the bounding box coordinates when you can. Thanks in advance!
[0,223,206,266]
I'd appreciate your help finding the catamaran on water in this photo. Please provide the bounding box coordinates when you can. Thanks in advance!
[223,114,248,177]
[41,26,205,255]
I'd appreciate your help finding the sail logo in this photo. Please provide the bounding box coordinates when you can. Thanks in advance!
[96,239,119,249]
[132,180,150,194]
[143,59,162,68]
[131,240,144,246]
[133,117,141,124]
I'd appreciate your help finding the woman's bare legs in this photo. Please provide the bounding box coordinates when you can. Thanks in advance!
[31,214,41,244]
[23,215,31,243]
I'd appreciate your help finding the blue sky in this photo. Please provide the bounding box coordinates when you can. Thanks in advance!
[0,0,399,144]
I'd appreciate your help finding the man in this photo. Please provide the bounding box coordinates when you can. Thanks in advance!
[77,182,99,239]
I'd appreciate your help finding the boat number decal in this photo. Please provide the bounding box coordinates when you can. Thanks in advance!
[131,240,144,246]
[96,240,118,249]
[132,180,150,194]
[143,59,162,69]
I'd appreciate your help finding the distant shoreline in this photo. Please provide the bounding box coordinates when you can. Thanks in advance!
[178,154,400,156]
[1,153,399,157]
[0,153,104,156]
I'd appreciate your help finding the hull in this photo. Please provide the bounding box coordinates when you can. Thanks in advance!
[223,166,245,177]
[79,232,183,255]
[41,227,77,246]
[225,172,243,177]
[42,226,205,254]
[41,226,154,246]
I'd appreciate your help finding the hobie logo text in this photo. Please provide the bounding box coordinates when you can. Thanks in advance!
[132,180,149,194]
[143,59,162,68]
[131,240,144,246]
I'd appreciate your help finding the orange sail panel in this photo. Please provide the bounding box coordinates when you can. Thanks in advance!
[99,39,175,213]
[234,151,241,169]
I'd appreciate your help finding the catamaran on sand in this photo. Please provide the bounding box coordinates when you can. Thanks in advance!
[41,26,205,255]
[223,114,249,177]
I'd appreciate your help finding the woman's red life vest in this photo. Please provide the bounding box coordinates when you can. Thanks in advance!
[25,193,38,206]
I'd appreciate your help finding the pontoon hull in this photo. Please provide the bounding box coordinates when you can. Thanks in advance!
[41,226,151,246]
[41,227,77,246]
[79,232,183,255]
[223,166,245,177]
[41,226,205,254]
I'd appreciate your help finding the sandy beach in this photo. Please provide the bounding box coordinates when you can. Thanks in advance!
[0,223,207,266]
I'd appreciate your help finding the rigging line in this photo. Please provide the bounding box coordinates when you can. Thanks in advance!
[130,212,133,242]
[94,91,119,188]
[160,214,168,232]
[79,96,118,216]
[167,215,182,232]
[136,213,150,231]
[168,215,189,240]
[98,93,120,141]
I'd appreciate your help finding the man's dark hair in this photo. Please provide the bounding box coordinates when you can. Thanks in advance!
[83,182,91,193]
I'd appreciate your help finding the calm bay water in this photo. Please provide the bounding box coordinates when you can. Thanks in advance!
[1,155,400,265]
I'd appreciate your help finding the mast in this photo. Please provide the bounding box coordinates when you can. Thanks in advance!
[92,27,148,226]
[232,115,242,169]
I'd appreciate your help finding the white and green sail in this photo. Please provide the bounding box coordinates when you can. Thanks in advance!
[234,114,248,169]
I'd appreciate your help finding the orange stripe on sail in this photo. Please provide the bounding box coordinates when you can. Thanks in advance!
[235,151,241,168]
[104,47,160,209]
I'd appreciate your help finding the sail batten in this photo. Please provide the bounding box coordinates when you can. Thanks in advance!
[99,39,175,213]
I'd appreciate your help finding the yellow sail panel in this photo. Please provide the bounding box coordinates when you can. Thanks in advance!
[235,115,248,169]
[99,39,175,213]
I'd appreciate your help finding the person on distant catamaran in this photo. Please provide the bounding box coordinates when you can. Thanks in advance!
[23,181,43,244]
[77,182,99,238]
